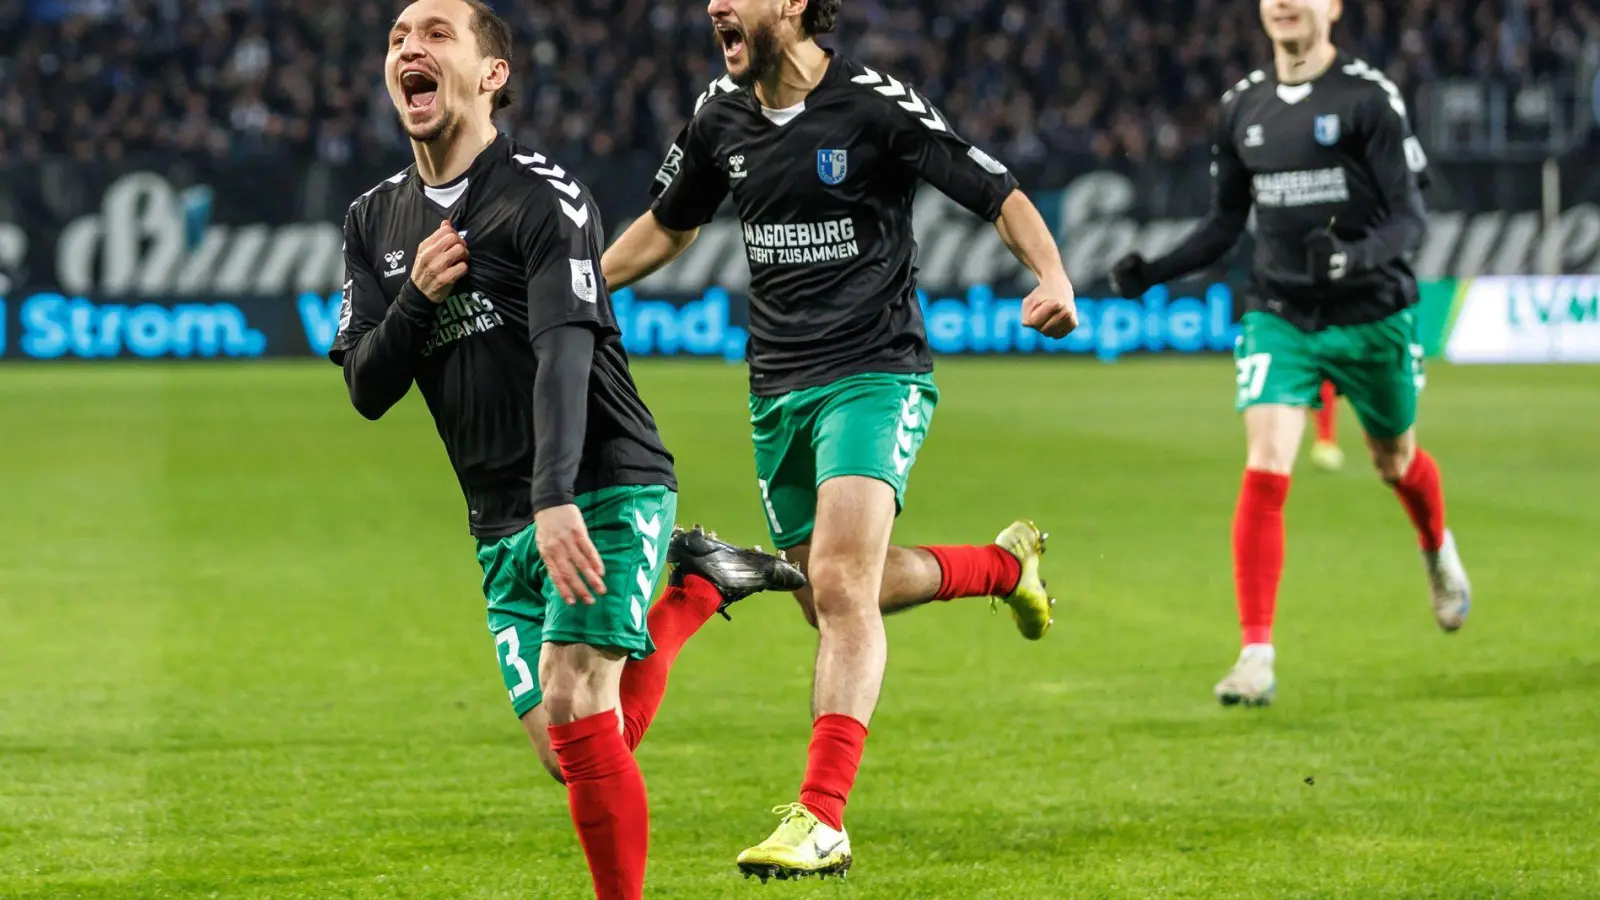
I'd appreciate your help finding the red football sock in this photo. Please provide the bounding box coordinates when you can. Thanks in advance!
[619,575,722,750]
[1315,380,1338,443]
[798,714,868,832]
[1393,448,1447,552]
[1233,469,1291,647]
[549,712,650,900]
[919,544,1021,600]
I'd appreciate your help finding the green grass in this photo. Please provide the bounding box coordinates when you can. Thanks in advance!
[1,358,1598,899]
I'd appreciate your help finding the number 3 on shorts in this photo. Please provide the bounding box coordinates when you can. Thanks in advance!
[495,626,536,701]
[1236,351,1272,404]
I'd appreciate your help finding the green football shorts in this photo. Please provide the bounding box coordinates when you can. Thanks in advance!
[748,371,938,550]
[1233,308,1425,439]
[475,484,677,718]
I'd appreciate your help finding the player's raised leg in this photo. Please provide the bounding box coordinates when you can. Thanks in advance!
[1333,314,1469,632]
[616,525,806,750]
[738,475,891,882]
[779,523,1055,640]
[1310,379,1345,471]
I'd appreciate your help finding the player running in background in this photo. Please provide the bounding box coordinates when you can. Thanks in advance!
[1310,379,1344,470]
[603,0,1077,881]
[330,2,803,896]
[1109,0,1470,707]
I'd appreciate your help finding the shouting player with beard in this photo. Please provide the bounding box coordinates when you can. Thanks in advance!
[603,0,1079,882]
[1110,0,1470,708]
[329,1,804,897]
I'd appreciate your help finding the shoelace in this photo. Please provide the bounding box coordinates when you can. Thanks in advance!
[763,802,816,844]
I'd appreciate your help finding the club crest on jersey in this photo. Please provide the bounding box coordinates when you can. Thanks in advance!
[1314,114,1341,146]
[816,149,848,185]
[569,259,597,304]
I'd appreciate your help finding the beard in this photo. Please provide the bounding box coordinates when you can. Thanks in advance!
[727,18,784,88]
[401,108,459,145]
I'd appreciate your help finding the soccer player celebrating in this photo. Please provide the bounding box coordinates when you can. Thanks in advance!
[602,0,1078,880]
[329,2,803,897]
[1109,0,1470,708]
[1311,379,1344,471]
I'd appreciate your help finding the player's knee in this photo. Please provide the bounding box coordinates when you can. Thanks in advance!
[539,681,586,725]
[1244,441,1297,475]
[538,645,625,724]
[806,555,878,622]
[538,671,605,725]
[1242,405,1306,474]
[1371,447,1412,483]
[1366,432,1415,483]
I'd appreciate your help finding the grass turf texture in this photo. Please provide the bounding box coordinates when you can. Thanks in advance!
[1,358,1597,899]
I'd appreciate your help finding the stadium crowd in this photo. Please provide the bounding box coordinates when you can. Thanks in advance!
[0,0,1591,169]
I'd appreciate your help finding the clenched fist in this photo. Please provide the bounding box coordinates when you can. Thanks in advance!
[1022,277,1079,339]
[411,219,469,302]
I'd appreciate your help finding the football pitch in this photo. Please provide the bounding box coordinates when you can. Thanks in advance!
[1,358,1597,899]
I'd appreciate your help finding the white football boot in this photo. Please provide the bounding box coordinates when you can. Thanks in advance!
[1424,529,1471,632]
[1214,643,1277,707]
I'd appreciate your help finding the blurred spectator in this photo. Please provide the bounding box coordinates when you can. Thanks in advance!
[0,0,1595,167]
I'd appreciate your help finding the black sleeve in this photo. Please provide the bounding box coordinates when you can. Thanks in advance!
[875,71,1019,222]
[518,191,610,511]
[330,206,434,420]
[648,110,728,231]
[1344,87,1428,274]
[1145,101,1254,284]
[517,190,619,340]
[529,324,595,513]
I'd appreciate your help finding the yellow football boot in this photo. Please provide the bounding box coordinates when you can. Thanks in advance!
[993,520,1055,640]
[1310,440,1345,472]
[736,803,851,883]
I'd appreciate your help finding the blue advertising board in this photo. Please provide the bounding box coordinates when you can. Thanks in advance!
[0,280,1240,362]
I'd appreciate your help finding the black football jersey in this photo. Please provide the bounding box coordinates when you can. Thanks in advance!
[649,52,1020,395]
[331,135,675,539]
[1153,53,1430,329]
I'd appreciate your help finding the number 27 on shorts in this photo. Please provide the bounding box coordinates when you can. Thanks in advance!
[1236,352,1272,404]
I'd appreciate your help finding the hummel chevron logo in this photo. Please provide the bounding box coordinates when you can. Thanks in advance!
[850,67,946,131]
[634,509,663,541]
[694,75,737,113]
[514,153,590,229]
[631,511,663,631]
[891,385,923,475]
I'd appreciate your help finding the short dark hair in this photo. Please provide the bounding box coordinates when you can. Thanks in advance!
[463,0,515,112]
[801,0,840,36]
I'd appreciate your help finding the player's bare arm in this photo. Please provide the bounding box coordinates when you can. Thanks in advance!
[601,211,699,291]
[994,189,1078,338]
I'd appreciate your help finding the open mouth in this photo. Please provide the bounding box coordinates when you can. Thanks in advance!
[401,70,439,113]
[715,21,745,60]
[1271,13,1303,27]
